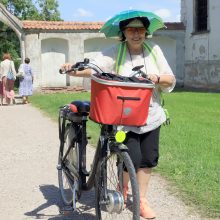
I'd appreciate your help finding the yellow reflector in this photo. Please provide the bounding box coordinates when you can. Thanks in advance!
[115,131,126,143]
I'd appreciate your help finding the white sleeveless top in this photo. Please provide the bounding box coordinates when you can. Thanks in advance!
[91,41,176,133]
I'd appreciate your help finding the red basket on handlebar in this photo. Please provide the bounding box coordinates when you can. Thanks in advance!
[90,74,154,126]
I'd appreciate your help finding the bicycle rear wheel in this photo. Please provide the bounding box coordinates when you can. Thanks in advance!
[58,124,80,206]
[95,150,140,220]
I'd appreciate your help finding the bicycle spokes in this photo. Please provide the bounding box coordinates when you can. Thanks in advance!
[95,152,139,220]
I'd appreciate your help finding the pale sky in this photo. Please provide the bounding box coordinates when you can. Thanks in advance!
[57,0,181,22]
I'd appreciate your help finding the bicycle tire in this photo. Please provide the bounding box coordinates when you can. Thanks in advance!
[58,124,80,206]
[95,150,140,220]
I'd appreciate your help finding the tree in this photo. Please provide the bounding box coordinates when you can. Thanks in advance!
[0,0,62,65]
[0,0,62,20]
[0,0,40,20]
[0,21,20,67]
[37,0,61,21]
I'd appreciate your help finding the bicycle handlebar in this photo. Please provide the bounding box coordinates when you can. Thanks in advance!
[59,58,149,79]
[59,58,102,75]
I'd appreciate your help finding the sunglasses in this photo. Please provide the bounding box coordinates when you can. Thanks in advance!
[125,27,146,34]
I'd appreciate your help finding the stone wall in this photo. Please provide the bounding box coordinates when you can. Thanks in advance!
[182,0,220,90]
[185,61,220,90]
[23,29,185,90]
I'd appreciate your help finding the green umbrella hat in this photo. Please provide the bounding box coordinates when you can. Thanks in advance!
[100,9,166,38]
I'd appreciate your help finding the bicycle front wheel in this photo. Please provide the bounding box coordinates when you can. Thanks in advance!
[95,150,140,220]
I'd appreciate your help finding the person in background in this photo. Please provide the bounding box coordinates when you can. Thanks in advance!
[18,57,34,104]
[0,73,3,105]
[61,16,176,219]
[0,53,17,105]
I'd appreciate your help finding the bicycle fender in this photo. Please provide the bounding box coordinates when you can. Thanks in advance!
[110,142,128,153]
[118,143,128,151]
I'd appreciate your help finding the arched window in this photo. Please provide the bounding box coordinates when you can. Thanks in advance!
[195,0,208,32]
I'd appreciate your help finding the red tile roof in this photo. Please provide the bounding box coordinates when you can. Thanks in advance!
[22,21,185,31]
[22,21,104,30]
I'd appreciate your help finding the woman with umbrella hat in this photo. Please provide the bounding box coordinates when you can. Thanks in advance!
[61,10,176,219]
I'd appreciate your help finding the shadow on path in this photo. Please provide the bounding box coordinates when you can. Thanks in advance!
[24,184,96,220]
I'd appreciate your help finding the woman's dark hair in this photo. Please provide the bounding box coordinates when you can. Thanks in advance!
[24,57,30,64]
[119,17,150,42]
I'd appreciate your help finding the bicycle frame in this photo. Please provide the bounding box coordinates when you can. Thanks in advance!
[58,59,145,218]
[59,108,128,192]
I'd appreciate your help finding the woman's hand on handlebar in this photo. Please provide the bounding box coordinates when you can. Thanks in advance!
[60,63,92,78]
[147,74,160,84]
[60,63,76,76]
[147,74,175,87]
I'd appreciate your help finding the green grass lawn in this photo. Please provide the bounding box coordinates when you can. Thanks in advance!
[30,90,220,218]
[157,91,220,217]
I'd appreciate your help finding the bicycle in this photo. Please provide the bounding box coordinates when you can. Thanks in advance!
[57,59,154,220]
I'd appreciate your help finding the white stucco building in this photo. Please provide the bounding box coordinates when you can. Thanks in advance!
[1,1,219,90]
[181,0,220,90]
[22,21,184,90]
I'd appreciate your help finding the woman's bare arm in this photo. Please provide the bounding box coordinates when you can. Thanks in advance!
[60,63,92,78]
[147,74,175,88]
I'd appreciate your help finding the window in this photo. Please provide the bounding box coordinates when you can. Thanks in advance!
[195,0,208,32]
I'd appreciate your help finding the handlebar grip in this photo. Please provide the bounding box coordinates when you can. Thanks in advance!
[59,58,90,74]
[59,68,75,74]
[84,58,89,64]
[59,69,65,74]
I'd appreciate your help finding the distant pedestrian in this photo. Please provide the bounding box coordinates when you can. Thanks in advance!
[0,53,17,105]
[18,58,34,104]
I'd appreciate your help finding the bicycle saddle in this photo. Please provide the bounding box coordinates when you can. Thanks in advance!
[70,101,90,113]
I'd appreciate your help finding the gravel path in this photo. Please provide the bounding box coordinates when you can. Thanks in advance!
[0,104,213,220]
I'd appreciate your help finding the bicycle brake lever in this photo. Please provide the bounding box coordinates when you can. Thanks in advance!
[132,65,144,72]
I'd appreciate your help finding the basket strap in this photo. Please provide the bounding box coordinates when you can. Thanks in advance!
[142,42,159,70]
[115,42,127,74]
[116,42,159,74]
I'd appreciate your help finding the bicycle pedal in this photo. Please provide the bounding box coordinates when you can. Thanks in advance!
[82,169,90,176]
[59,206,75,215]
[56,164,62,170]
